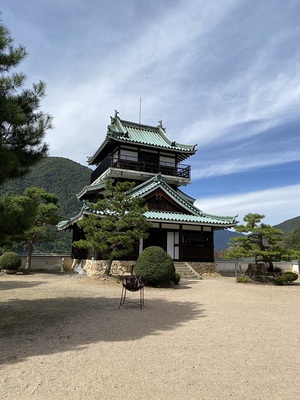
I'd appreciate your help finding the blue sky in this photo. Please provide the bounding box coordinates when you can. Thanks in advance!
[1,0,300,226]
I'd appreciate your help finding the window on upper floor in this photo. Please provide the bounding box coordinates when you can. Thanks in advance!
[159,155,175,167]
[139,151,159,165]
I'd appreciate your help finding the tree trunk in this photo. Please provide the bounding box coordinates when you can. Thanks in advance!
[104,256,114,277]
[24,241,33,274]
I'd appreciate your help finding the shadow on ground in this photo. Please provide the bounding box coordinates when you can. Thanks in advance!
[0,277,205,365]
[0,280,46,291]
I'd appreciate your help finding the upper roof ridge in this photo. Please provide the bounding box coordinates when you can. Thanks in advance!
[88,111,197,165]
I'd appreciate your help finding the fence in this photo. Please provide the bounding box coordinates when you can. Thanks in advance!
[17,256,298,274]
[20,254,73,272]
[215,260,297,274]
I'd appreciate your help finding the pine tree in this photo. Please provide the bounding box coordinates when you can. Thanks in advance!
[0,18,52,185]
[226,213,294,267]
[74,180,151,276]
[0,194,35,246]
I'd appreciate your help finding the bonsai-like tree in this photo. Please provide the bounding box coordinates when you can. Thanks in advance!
[0,18,52,185]
[73,179,151,277]
[21,187,61,272]
[226,213,294,269]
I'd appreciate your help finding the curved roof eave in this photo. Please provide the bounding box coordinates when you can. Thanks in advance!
[110,135,197,153]
[87,114,197,164]
[144,210,237,226]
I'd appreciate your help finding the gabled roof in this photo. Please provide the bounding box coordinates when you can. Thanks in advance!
[131,174,237,226]
[88,112,197,164]
[130,173,202,216]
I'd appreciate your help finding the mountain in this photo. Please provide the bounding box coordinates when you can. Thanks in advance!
[214,230,244,252]
[273,216,300,234]
[0,157,92,219]
[0,157,92,253]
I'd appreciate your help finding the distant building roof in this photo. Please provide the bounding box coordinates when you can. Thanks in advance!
[88,111,197,164]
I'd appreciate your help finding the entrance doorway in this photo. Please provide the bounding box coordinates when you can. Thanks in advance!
[143,229,167,252]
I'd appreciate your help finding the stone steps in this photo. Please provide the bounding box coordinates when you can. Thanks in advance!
[174,262,201,280]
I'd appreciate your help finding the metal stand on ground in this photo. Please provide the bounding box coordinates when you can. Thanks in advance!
[118,275,144,310]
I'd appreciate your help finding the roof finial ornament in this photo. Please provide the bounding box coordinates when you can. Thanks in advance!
[114,110,119,119]
[154,172,163,182]
[158,120,163,128]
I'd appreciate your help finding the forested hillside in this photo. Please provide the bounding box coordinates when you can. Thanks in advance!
[0,157,92,253]
[274,217,300,251]
[274,216,300,234]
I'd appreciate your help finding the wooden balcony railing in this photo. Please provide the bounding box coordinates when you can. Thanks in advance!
[90,154,191,184]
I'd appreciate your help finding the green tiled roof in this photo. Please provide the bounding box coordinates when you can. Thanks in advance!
[88,112,197,164]
[58,203,236,231]
[58,174,237,230]
[109,116,196,152]
[76,181,105,199]
[131,174,237,226]
[144,211,237,226]
[57,201,101,230]
[58,202,236,231]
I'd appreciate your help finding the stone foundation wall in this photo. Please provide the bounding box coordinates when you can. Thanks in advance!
[74,259,136,277]
[71,259,217,277]
[188,262,218,276]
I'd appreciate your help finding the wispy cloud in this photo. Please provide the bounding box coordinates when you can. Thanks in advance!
[182,44,300,146]
[192,150,300,179]
[195,184,300,226]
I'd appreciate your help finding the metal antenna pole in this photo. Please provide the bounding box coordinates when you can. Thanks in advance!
[139,97,142,124]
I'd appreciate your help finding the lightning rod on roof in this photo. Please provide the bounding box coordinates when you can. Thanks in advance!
[139,97,142,124]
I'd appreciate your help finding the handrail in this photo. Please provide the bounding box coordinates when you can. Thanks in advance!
[91,154,190,183]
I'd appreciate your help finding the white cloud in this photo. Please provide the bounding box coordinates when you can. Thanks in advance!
[182,57,300,147]
[18,0,297,167]
[192,150,300,179]
[195,184,300,226]
[39,0,243,164]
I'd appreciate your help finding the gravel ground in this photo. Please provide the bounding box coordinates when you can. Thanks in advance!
[0,272,300,400]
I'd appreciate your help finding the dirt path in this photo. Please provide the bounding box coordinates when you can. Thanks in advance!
[1,272,300,400]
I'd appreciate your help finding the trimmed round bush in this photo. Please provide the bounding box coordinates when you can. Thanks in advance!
[275,272,298,286]
[283,272,298,282]
[0,252,22,271]
[134,246,175,287]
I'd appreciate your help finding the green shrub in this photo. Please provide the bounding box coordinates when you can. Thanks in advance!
[283,272,298,281]
[172,272,181,285]
[275,272,298,286]
[134,246,175,287]
[236,276,248,283]
[0,252,22,270]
